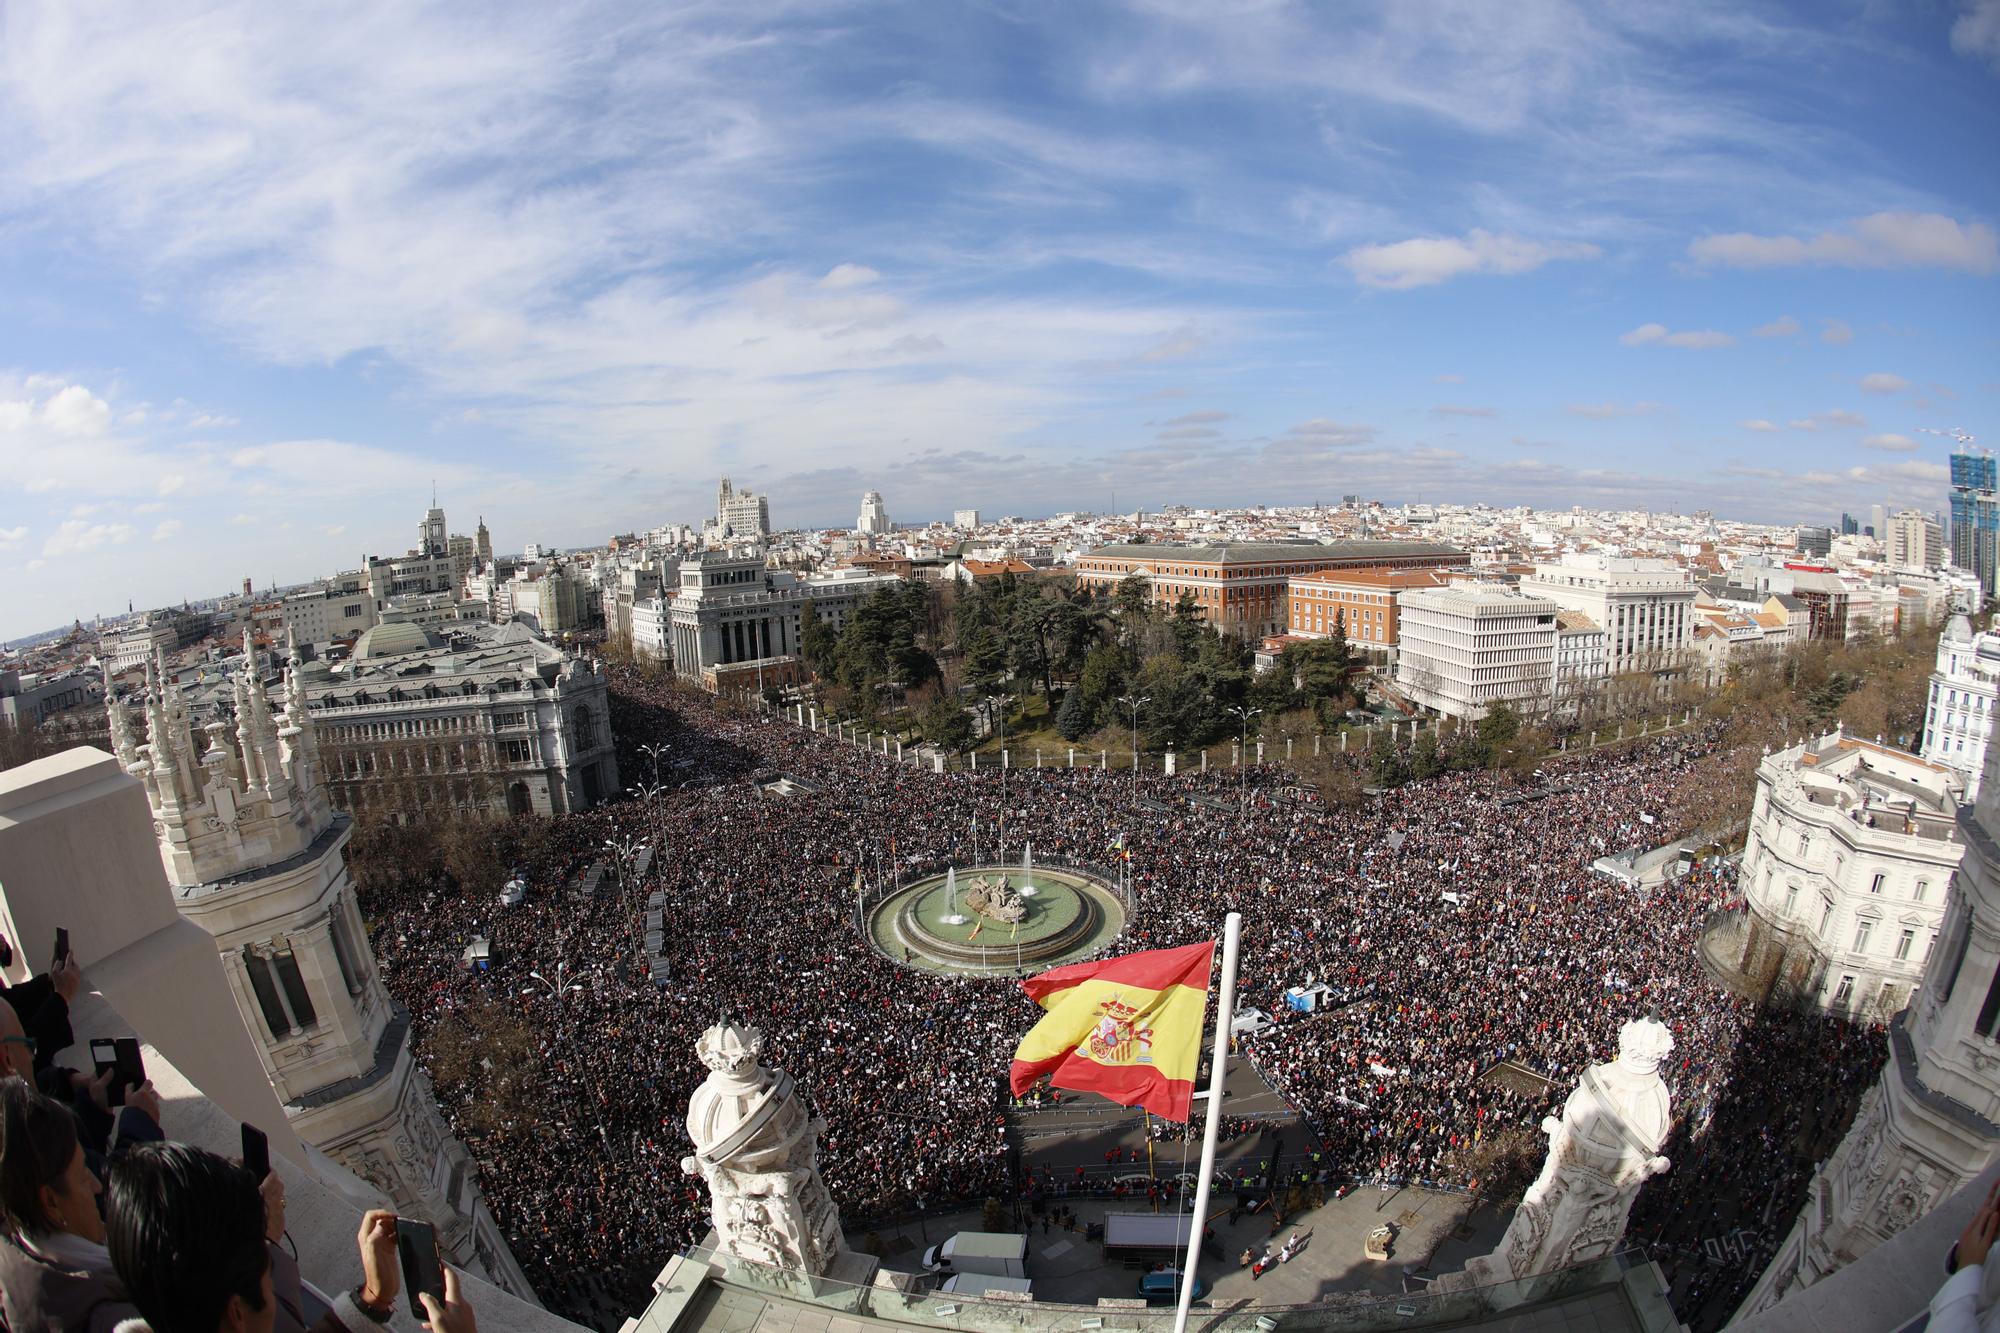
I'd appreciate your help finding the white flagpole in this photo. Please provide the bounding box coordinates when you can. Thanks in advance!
[1174,911,1241,1333]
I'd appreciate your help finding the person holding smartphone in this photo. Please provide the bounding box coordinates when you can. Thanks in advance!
[0,932,82,1073]
[105,1143,477,1333]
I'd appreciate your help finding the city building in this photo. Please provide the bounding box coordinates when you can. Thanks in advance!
[1923,614,2000,799]
[638,549,901,692]
[1283,567,1453,659]
[1393,583,1559,720]
[291,622,618,819]
[952,508,981,530]
[1888,510,1946,572]
[1796,525,1834,558]
[1735,733,2000,1314]
[1076,540,1466,640]
[716,476,771,540]
[1717,732,1962,1022]
[1554,610,1608,712]
[100,607,209,673]
[1789,568,1853,642]
[1840,513,1860,537]
[103,636,534,1296]
[856,490,892,536]
[0,667,94,729]
[1952,450,1999,602]
[279,571,376,648]
[1519,554,1696,679]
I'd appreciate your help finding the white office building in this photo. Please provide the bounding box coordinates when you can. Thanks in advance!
[953,509,981,531]
[857,490,892,536]
[1888,510,1946,572]
[1922,613,2000,799]
[1394,583,1559,720]
[1520,554,1695,678]
[1720,732,1963,1022]
[716,477,771,540]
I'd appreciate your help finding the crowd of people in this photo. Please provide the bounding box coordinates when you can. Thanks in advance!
[356,664,1882,1330]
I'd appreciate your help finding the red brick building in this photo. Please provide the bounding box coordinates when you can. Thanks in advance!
[1074,540,1466,640]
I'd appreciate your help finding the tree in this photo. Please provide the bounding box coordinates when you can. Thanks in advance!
[917,687,973,752]
[1113,574,1153,643]
[1054,687,1091,741]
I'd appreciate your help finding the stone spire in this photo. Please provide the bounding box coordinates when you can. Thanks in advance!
[280,626,321,798]
[104,662,139,772]
[238,630,288,809]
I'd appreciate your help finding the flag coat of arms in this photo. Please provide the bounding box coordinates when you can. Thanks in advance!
[1008,940,1214,1122]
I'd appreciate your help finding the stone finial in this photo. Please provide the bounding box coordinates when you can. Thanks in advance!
[1616,1016,1674,1076]
[696,1021,765,1079]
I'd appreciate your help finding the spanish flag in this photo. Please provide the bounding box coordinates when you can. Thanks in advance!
[1008,941,1214,1122]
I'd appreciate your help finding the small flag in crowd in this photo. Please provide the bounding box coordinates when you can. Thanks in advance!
[1008,940,1213,1122]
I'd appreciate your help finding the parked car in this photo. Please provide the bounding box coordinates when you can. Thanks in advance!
[1136,1271,1207,1305]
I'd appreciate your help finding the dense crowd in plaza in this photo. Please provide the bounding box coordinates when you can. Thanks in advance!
[358,666,1881,1329]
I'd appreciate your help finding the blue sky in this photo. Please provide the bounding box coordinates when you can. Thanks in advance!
[1,0,1997,639]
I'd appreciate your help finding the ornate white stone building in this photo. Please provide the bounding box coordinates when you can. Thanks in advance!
[105,633,535,1300]
[1519,554,1696,680]
[1720,732,1964,1020]
[296,622,617,820]
[1735,727,2000,1315]
[1922,613,2000,800]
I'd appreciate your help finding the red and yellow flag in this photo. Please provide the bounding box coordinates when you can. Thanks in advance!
[1007,940,1214,1122]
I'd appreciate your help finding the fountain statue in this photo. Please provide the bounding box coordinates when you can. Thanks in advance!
[963,874,1027,925]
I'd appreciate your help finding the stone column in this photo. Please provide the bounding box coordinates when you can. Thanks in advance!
[1164,752,1177,777]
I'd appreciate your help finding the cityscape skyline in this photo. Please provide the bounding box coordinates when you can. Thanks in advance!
[1,2,1996,638]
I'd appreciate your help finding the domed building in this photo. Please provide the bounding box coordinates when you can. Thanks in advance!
[350,620,443,660]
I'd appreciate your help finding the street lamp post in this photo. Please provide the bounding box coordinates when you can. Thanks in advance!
[603,834,642,952]
[523,968,607,1144]
[1118,694,1151,804]
[1227,706,1262,815]
[638,742,667,787]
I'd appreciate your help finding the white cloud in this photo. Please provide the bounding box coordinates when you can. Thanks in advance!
[40,384,113,436]
[1431,405,1497,418]
[41,520,134,556]
[1741,419,1782,433]
[187,412,238,429]
[325,525,347,537]
[1432,373,1464,384]
[157,474,185,496]
[1568,402,1664,419]
[1860,373,1910,394]
[1689,211,2000,274]
[151,519,183,541]
[1862,433,1917,452]
[1953,0,2000,72]
[1819,318,1854,345]
[1619,323,1734,349]
[1789,409,1867,430]
[25,478,60,494]
[228,513,257,526]
[1341,231,1600,290]
[1752,316,1800,337]
[0,526,26,549]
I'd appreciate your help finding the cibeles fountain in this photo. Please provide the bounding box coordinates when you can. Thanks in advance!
[1446,1017,1676,1292]
[681,1018,878,1290]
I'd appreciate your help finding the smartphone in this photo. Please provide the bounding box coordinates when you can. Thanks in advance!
[90,1038,126,1108]
[113,1037,145,1093]
[396,1218,444,1321]
[52,928,68,971]
[241,1122,271,1182]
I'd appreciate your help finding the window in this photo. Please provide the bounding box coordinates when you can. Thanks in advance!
[1896,928,1916,962]
[1870,873,1885,895]
[329,906,365,996]
[1799,831,1812,858]
[1832,975,1855,1008]
[1784,884,1799,916]
[1978,963,2000,1039]
[1820,898,1834,932]
[242,944,318,1038]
